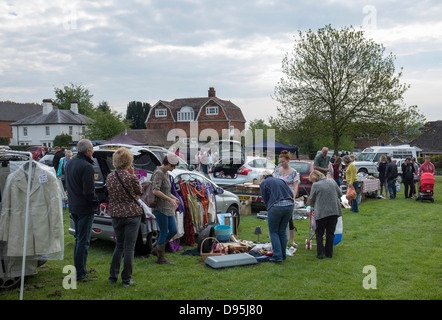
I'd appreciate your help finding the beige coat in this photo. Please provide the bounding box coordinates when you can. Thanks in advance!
[0,163,63,257]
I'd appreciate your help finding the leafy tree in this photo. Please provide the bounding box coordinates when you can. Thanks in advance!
[126,101,151,129]
[53,133,72,148]
[97,101,111,113]
[273,25,426,155]
[83,108,130,141]
[53,83,95,116]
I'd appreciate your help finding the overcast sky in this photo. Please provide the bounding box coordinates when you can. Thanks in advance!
[1,0,441,124]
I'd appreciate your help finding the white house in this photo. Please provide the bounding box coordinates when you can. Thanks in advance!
[10,99,93,147]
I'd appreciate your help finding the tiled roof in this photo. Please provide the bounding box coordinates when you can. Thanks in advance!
[411,121,442,153]
[0,102,42,121]
[168,97,246,122]
[11,108,93,126]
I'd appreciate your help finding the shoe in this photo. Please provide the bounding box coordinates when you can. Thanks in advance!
[122,280,135,287]
[78,276,97,282]
[317,255,324,259]
[108,278,117,284]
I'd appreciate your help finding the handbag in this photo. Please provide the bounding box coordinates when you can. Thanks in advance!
[141,180,157,208]
[115,171,146,223]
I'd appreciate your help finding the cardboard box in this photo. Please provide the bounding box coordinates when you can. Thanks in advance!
[240,200,252,216]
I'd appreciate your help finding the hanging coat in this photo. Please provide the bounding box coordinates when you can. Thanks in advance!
[0,163,63,257]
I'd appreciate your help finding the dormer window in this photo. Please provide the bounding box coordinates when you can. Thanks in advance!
[206,106,218,115]
[177,106,194,122]
[155,108,167,117]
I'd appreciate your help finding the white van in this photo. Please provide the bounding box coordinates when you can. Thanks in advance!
[354,145,422,176]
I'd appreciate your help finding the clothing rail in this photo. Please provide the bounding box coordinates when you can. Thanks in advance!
[0,150,33,300]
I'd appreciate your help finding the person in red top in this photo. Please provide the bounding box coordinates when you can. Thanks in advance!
[417,156,435,176]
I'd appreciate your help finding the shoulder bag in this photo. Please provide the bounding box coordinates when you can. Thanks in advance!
[114,171,146,223]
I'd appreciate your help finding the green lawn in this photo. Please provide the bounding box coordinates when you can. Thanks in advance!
[1,178,441,300]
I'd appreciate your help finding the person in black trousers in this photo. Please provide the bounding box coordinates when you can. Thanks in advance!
[401,157,415,198]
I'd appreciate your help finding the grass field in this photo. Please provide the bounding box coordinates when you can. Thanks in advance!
[1,178,441,301]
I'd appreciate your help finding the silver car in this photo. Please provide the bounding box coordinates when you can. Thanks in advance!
[68,146,240,254]
[209,156,276,186]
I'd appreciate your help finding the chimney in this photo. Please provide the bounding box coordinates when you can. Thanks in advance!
[70,99,78,114]
[42,99,53,115]
[208,87,216,98]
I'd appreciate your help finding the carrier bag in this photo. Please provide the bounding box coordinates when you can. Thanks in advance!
[334,216,343,246]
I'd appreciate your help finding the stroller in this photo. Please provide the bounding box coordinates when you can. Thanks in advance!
[416,173,435,202]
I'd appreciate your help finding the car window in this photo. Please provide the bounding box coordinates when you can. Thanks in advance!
[133,152,157,172]
[27,147,38,152]
[289,162,311,175]
[265,160,276,169]
[250,159,266,168]
[374,153,388,162]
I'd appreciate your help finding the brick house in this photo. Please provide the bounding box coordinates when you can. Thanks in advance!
[0,102,42,141]
[145,87,246,144]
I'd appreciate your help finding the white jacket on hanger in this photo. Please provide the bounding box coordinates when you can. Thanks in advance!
[0,162,63,257]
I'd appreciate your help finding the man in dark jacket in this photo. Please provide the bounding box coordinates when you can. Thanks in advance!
[65,139,99,282]
[401,157,415,199]
[385,156,398,199]
[52,146,65,173]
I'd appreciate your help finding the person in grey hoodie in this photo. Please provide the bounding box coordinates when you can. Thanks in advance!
[307,170,343,259]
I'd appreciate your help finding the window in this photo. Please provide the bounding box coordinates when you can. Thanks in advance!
[23,127,28,136]
[45,126,50,136]
[69,126,73,135]
[177,106,194,122]
[206,106,218,115]
[155,108,167,117]
[82,126,85,133]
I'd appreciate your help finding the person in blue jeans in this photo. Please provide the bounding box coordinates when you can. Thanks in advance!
[151,154,181,264]
[260,170,294,262]
[65,139,99,282]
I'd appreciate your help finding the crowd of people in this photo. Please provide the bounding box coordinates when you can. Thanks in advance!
[61,139,437,284]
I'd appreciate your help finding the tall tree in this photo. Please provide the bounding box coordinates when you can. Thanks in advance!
[273,25,425,154]
[126,101,151,129]
[83,108,130,141]
[53,83,95,116]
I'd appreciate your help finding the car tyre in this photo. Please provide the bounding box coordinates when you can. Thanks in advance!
[227,205,240,226]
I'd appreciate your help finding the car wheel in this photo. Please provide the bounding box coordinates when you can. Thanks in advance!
[0,275,22,290]
[227,205,240,226]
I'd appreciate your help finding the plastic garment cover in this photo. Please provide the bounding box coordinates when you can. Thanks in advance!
[0,161,64,260]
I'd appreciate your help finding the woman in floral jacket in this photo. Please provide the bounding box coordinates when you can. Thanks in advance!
[106,147,143,287]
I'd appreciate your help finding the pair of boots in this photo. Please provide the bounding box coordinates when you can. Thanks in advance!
[151,244,173,264]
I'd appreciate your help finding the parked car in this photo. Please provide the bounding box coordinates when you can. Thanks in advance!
[142,145,195,171]
[289,160,314,196]
[209,156,276,186]
[68,145,240,255]
[26,146,46,161]
[39,154,55,167]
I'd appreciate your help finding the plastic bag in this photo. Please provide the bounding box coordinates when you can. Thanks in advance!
[346,184,356,200]
[334,216,343,246]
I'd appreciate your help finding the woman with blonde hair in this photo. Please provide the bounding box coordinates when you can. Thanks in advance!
[307,170,343,259]
[273,150,299,247]
[106,147,143,287]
